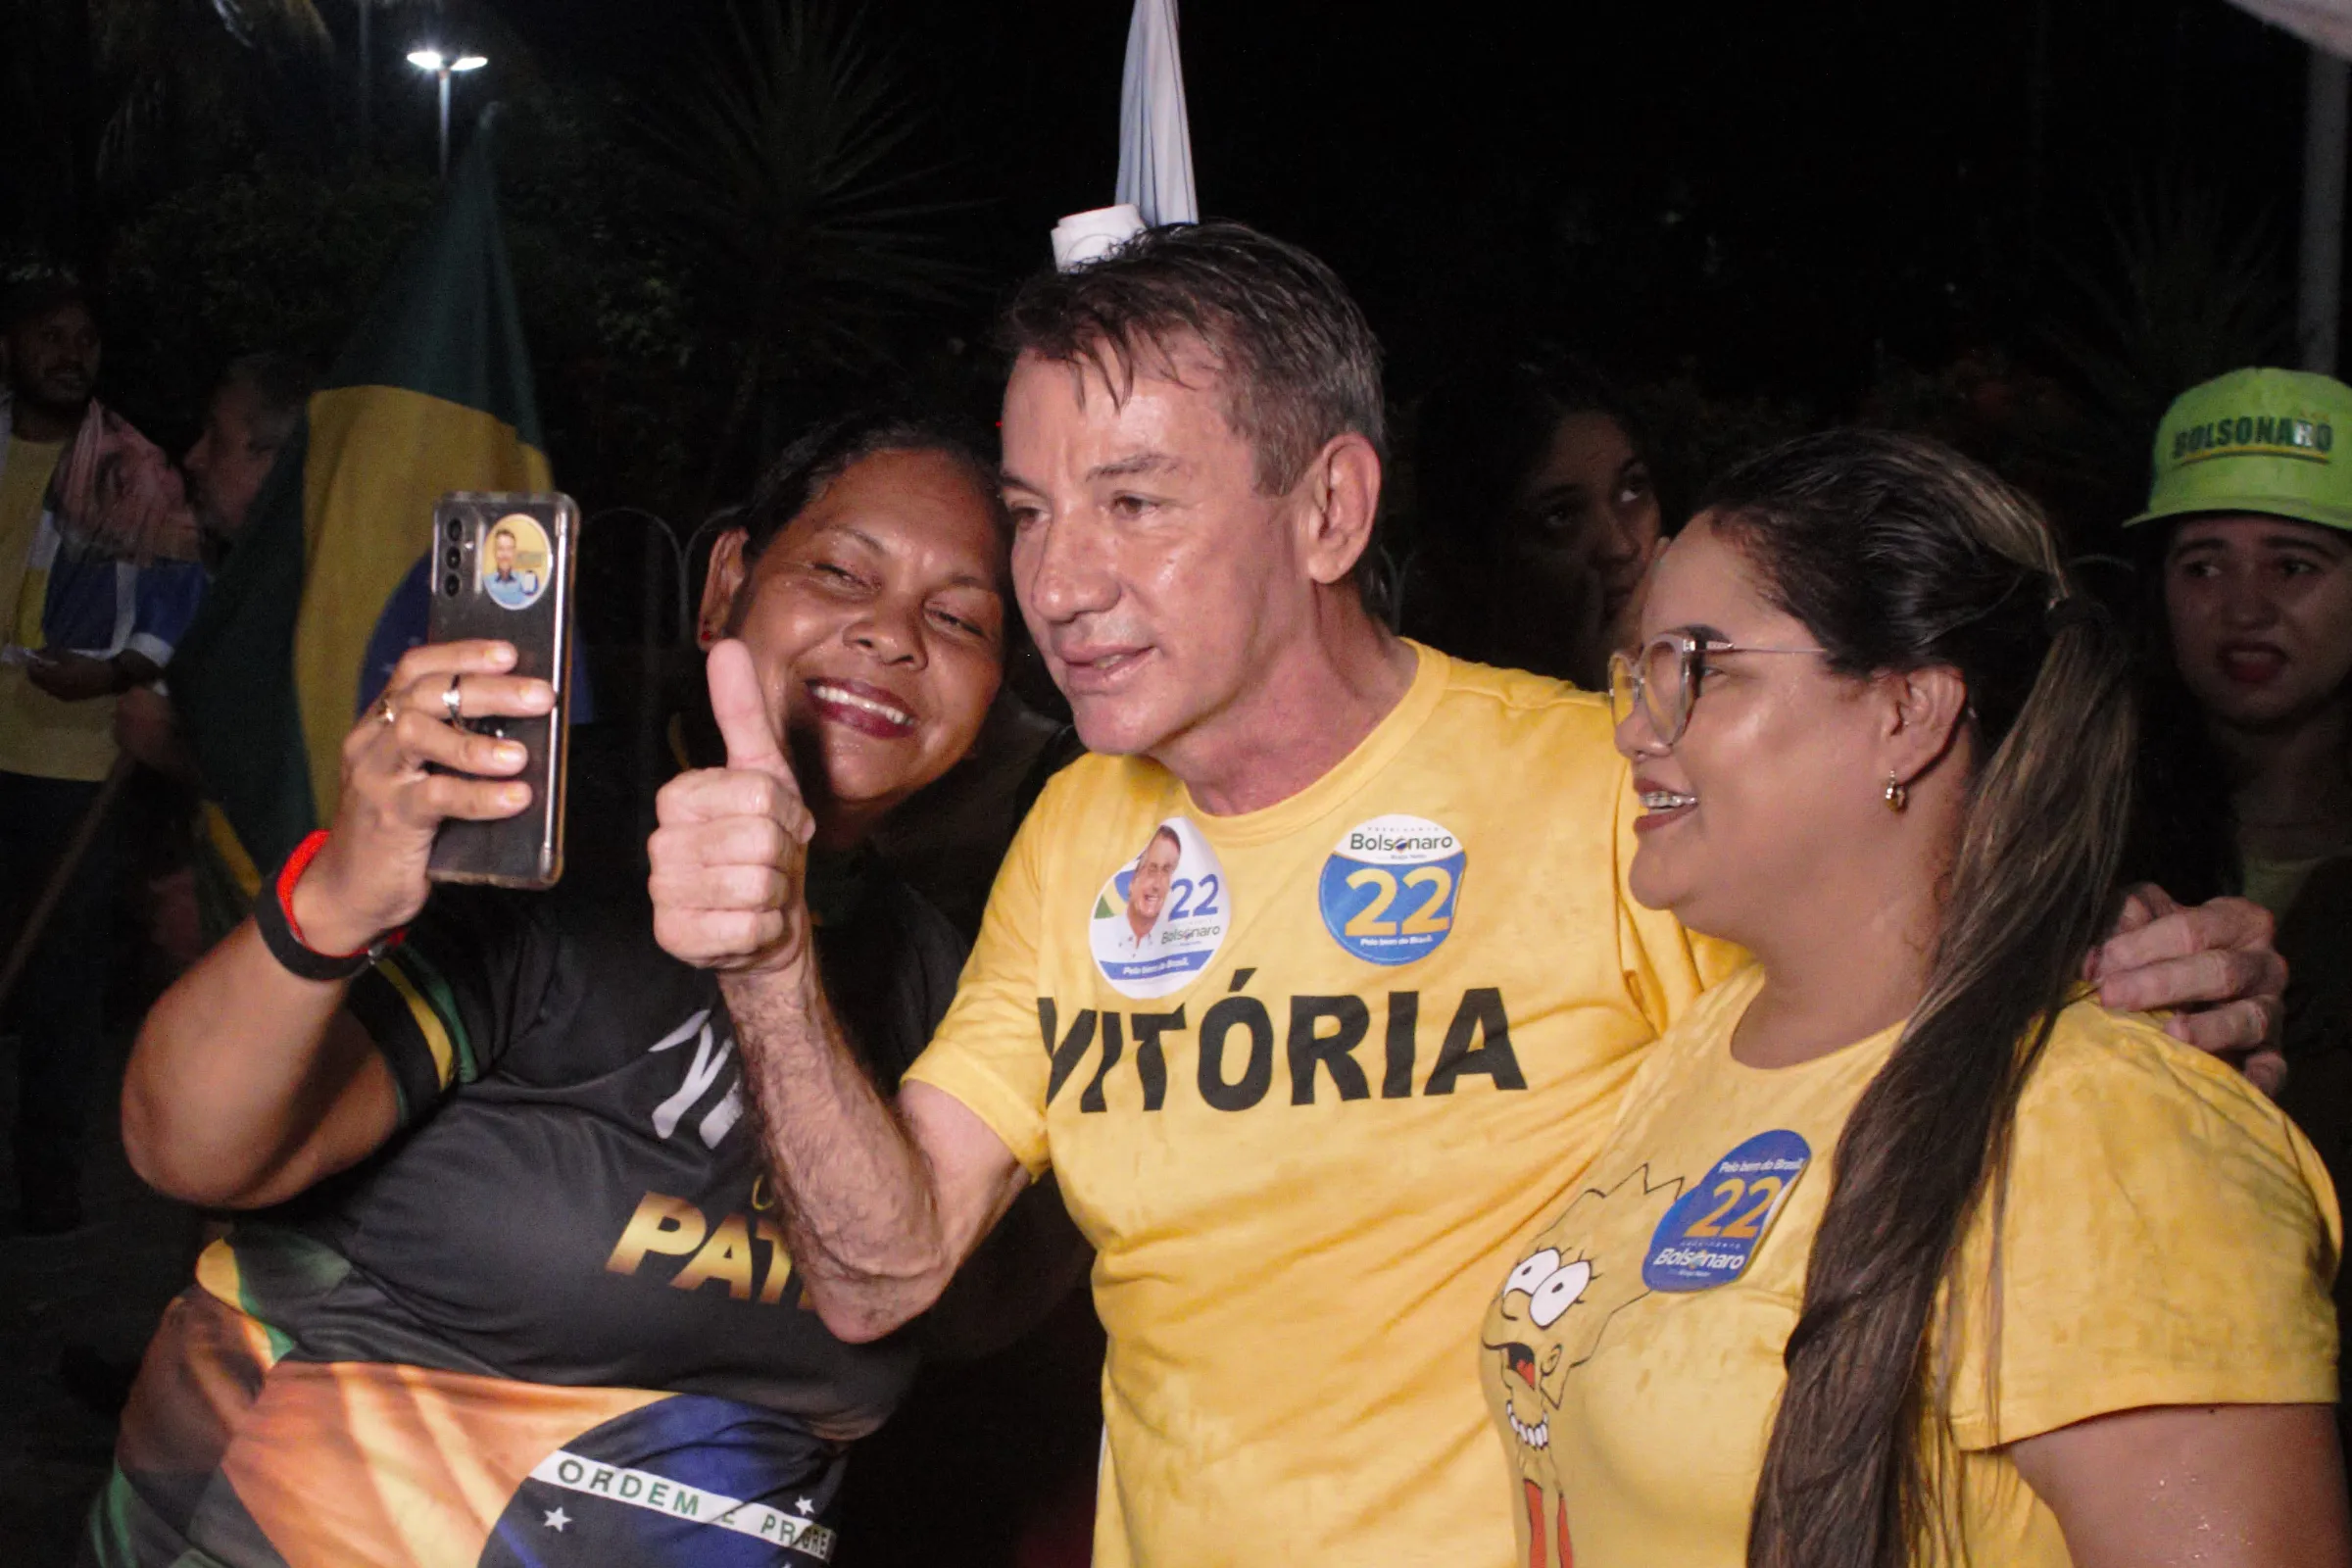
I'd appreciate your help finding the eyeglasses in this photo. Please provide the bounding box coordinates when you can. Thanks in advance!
[1607,630,1830,746]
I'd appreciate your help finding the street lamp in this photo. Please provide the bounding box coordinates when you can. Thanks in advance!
[406,47,488,177]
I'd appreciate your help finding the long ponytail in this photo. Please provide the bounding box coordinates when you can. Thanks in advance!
[1707,432,2138,1568]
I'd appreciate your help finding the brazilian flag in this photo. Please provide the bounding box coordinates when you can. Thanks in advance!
[174,120,550,921]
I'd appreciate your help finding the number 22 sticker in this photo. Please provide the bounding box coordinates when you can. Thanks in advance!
[1318,814,1467,965]
[1090,817,1232,1000]
[1642,1130,1812,1292]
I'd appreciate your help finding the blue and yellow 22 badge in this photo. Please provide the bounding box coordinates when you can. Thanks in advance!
[1318,815,1467,965]
[1642,1130,1812,1292]
[1089,817,1232,1000]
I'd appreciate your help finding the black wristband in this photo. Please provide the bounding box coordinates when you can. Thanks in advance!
[251,836,396,983]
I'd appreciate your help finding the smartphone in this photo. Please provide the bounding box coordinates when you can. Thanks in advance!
[424,491,578,889]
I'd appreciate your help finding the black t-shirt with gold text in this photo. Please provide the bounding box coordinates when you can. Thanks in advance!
[89,863,964,1568]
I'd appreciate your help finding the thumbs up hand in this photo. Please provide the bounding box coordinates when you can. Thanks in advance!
[650,640,817,976]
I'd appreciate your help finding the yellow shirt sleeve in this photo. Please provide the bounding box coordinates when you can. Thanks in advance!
[1942,1009,2342,1450]
[900,771,1060,1179]
[1610,756,1746,1036]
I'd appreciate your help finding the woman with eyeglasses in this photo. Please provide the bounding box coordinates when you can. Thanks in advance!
[1480,429,2345,1568]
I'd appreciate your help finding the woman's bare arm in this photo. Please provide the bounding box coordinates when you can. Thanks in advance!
[2012,1403,2350,1568]
[122,927,398,1207]
[122,640,551,1208]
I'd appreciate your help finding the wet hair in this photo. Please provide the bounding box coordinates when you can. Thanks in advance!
[1707,430,2134,1568]
[1413,352,1655,568]
[736,406,1004,567]
[220,352,316,453]
[997,221,1386,495]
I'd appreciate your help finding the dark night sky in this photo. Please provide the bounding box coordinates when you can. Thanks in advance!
[482,0,2315,412]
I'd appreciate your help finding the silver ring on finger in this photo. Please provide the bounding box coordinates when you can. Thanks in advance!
[376,691,399,726]
[441,674,464,724]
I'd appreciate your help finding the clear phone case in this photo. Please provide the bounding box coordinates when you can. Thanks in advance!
[423,491,577,889]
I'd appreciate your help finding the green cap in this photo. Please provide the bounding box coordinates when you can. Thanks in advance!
[2130,367,2352,531]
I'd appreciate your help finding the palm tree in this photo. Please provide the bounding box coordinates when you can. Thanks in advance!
[2041,176,2295,515]
[635,0,973,505]
[94,0,330,192]
[2,0,329,270]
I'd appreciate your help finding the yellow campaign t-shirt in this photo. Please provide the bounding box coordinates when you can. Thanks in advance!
[1481,963,2342,1568]
[905,644,1740,1568]
[0,432,117,781]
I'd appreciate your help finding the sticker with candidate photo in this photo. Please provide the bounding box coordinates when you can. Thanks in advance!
[482,513,552,612]
[1318,814,1467,965]
[1089,817,1229,999]
[1642,1130,1812,1293]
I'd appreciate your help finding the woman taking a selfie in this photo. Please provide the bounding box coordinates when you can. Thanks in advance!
[92,412,1057,1567]
[1482,430,2344,1568]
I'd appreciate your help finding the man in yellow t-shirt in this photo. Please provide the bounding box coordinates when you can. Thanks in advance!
[641,224,2289,1567]
[1,277,105,1236]
[1,278,204,1234]
[906,648,1718,1563]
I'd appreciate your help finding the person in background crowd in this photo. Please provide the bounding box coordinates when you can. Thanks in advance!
[38,352,308,1422]
[0,275,208,1235]
[183,352,311,564]
[2126,366,2352,1457]
[97,411,1083,1567]
[643,222,2289,1568]
[114,351,316,784]
[1486,428,2341,1568]
[1404,353,1666,689]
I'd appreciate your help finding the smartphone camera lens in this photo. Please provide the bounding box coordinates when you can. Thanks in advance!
[442,572,462,598]
[444,545,464,570]
[444,517,465,543]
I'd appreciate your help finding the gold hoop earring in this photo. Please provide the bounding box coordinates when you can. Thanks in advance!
[1884,772,1908,813]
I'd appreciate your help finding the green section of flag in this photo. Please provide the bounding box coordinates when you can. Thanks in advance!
[323,122,543,449]
[176,424,318,879]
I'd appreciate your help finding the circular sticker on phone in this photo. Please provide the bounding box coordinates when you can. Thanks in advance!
[1089,817,1229,999]
[482,513,551,612]
[1318,814,1466,965]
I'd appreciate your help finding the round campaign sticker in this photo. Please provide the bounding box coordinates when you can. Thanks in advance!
[482,512,552,612]
[1317,814,1467,965]
[1642,1130,1812,1293]
[1089,817,1230,999]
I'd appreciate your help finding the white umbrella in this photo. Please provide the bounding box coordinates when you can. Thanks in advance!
[2231,0,2352,368]
[1116,0,1198,226]
[2230,0,2352,54]
[1052,0,1199,269]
